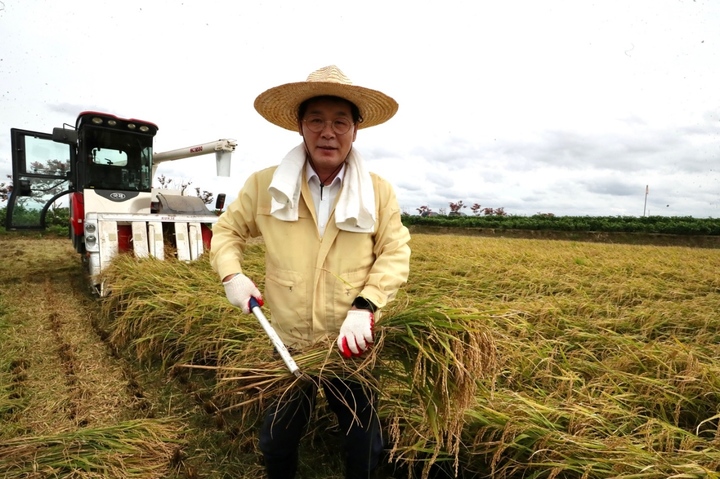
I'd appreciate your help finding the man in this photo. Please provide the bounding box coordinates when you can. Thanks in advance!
[210,65,411,479]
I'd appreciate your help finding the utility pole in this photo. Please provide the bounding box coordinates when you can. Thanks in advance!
[643,185,649,217]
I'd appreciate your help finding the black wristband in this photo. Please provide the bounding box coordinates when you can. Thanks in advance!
[352,296,377,313]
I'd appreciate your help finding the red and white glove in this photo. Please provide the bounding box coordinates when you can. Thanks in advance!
[223,273,263,314]
[337,310,374,358]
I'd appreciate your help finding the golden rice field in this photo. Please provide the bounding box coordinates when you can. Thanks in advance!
[2,231,720,478]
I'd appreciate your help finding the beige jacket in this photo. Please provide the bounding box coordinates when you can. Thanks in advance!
[210,165,411,349]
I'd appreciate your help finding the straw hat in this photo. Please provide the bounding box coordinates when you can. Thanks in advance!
[254,65,398,132]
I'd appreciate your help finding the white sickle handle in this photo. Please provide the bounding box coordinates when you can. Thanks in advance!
[249,297,302,378]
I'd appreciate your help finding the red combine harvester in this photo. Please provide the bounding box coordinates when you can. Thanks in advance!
[6,111,236,295]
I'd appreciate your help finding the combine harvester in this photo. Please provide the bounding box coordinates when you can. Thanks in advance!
[5,111,236,295]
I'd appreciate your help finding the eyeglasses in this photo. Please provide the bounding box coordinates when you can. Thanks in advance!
[302,115,354,135]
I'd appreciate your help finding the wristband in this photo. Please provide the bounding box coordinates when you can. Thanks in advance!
[352,296,377,313]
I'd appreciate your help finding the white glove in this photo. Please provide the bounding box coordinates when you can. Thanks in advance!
[337,310,374,358]
[223,273,263,314]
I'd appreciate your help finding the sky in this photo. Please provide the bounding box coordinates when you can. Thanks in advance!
[1,0,719,217]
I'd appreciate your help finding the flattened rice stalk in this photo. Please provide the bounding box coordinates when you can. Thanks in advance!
[98,254,259,367]
[463,391,720,479]
[0,419,182,479]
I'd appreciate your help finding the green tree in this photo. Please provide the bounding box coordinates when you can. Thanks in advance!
[1,174,12,202]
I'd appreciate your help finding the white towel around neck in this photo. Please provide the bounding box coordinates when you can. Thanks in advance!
[268,144,376,233]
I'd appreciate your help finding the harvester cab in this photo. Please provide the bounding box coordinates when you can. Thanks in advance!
[6,111,236,295]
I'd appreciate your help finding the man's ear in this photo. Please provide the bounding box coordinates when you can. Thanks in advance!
[352,124,358,142]
[298,120,303,136]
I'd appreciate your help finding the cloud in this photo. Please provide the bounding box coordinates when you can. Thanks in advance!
[579,174,642,197]
[47,103,95,117]
[387,106,720,217]
[2,1,720,220]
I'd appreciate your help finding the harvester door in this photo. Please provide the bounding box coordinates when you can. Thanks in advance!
[6,128,74,230]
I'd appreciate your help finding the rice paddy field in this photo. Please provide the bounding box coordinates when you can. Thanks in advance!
[2,230,720,478]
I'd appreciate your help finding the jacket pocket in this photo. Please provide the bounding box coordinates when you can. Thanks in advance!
[332,267,371,329]
[265,268,309,339]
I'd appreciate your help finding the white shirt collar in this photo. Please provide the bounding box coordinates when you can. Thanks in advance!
[305,161,346,185]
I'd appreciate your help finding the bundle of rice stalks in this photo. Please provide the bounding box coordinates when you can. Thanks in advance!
[210,301,497,476]
[98,252,498,477]
[379,303,496,476]
[0,419,181,478]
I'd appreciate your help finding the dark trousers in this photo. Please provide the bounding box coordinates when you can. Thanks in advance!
[258,377,383,479]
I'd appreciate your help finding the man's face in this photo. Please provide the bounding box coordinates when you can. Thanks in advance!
[298,97,358,175]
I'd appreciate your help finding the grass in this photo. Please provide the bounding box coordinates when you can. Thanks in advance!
[2,232,720,478]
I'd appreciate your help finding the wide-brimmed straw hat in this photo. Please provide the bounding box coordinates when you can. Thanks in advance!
[254,65,398,132]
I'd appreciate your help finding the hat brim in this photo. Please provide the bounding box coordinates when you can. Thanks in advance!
[254,81,398,132]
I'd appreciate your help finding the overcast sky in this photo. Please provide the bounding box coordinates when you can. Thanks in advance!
[2,0,719,217]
